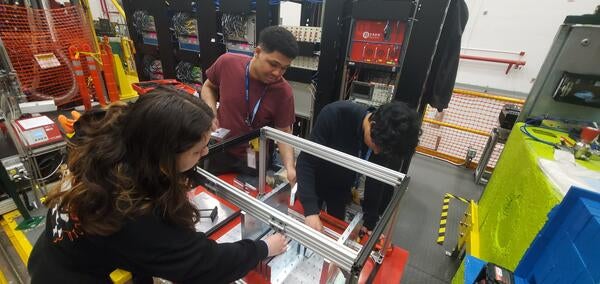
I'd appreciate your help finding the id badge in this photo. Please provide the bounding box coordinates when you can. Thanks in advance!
[247,147,257,169]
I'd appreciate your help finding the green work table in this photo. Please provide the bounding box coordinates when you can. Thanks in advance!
[453,122,600,283]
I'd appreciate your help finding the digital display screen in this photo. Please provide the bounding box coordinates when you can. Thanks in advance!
[553,72,600,108]
[30,128,47,141]
[351,82,373,100]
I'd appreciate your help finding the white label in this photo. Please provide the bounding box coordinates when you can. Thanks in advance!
[33,53,61,69]
[554,149,575,164]
[17,116,53,130]
[247,147,256,169]
[211,128,230,140]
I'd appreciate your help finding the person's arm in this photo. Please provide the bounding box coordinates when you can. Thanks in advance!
[274,86,297,186]
[107,214,286,283]
[296,152,323,231]
[201,54,226,120]
[201,79,219,117]
[296,106,335,231]
[276,125,296,186]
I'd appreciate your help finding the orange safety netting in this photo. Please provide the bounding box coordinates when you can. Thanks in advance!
[418,91,525,168]
[0,4,95,106]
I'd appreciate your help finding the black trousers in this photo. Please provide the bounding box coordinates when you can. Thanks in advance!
[317,187,351,221]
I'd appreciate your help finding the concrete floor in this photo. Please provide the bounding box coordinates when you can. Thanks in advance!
[393,154,484,283]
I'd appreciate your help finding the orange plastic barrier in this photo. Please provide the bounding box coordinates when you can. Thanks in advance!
[0,4,96,106]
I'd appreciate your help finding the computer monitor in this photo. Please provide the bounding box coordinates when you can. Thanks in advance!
[553,72,600,108]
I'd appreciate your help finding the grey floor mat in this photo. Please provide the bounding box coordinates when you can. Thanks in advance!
[392,154,484,283]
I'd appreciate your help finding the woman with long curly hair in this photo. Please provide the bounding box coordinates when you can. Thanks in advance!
[28,89,287,283]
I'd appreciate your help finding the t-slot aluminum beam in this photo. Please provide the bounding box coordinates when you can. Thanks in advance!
[337,212,363,245]
[260,127,405,186]
[200,126,409,279]
[196,167,358,271]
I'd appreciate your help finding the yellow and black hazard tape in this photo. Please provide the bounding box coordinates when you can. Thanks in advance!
[436,193,469,245]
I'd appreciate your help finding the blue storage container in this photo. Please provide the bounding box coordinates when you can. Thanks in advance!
[515,186,600,284]
[464,186,600,284]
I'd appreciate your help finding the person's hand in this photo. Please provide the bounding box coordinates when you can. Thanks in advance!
[305,214,323,232]
[359,226,385,242]
[264,233,288,257]
[211,118,219,131]
[286,167,296,187]
[360,226,372,237]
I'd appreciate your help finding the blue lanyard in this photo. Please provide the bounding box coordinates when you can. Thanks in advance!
[358,148,373,162]
[354,147,372,188]
[354,111,376,188]
[245,62,268,127]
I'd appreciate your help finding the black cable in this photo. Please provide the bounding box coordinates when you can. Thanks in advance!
[176,61,202,84]
[143,55,163,80]
[386,71,394,86]
[172,12,197,36]
[132,10,154,34]
[222,13,249,41]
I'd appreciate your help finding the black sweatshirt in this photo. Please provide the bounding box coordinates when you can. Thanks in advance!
[28,204,267,284]
[296,101,397,229]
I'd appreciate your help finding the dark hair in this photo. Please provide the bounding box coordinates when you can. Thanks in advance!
[47,89,214,235]
[258,26,299,59]
[370,102,421,157]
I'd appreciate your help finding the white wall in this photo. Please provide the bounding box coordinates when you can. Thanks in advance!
[456,0,598,96]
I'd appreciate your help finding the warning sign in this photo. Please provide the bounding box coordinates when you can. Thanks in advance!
[34,53,61,69]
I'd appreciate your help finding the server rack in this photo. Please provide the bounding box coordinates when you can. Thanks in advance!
[122,0,223,84]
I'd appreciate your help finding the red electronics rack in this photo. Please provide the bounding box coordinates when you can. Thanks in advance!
[349,20,406,66]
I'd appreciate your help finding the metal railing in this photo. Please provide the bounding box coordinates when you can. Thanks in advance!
[417,88,525,168]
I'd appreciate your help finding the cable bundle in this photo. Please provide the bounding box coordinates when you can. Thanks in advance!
[221,13,248,41]
[143,55,163,80]
[176,61,203,84]
[172,12,198,36]
[132,10,155,34]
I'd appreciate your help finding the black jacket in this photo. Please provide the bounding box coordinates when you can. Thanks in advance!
[423,0,469,111]
[28,204,267,283]
[296,101,396,229]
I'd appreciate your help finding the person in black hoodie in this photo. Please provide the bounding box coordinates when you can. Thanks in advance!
[296,101,420,233]
[28,90,287,283]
